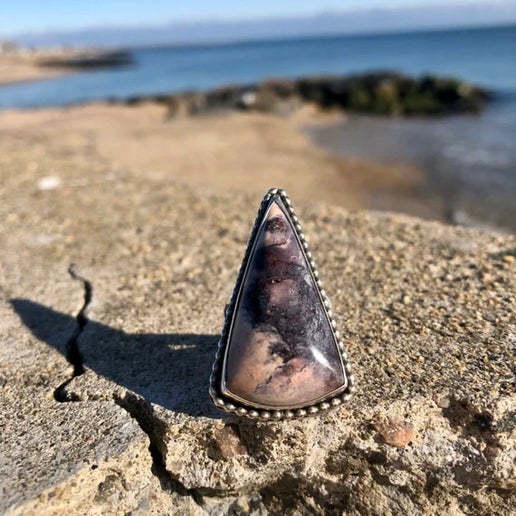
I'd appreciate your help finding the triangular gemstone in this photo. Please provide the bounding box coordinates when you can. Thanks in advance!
[220,194,347,410]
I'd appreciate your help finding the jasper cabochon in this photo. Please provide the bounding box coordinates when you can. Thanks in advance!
[222,196,347,409]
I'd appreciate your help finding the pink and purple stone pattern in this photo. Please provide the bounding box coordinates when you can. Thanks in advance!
[222,196,347,409]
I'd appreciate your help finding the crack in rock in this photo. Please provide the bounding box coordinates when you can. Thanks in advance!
[114,392,206,507]
[51,266,206,506]
[53,264,91,402]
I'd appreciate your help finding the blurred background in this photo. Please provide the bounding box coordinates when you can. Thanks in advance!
[1,0,515,232]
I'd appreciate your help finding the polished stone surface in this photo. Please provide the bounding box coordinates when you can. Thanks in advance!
[223,197,346,408]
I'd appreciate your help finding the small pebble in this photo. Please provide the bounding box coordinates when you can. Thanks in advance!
[212,424,247,460]
[375,418,416,447]
[37,176,62,191]
[437,396,451,409]
[481,273,492,283]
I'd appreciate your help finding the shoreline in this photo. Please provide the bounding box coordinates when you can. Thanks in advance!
[0,101,439,225]
[0,63,499,229]
[2,94,512,233]
[1,65,502,232]
[305,111,516,233]
[0,55,71,85]
[0,52,490,115]
[0,48,133,86]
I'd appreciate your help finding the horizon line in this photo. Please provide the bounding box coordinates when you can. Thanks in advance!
[3,20,515,50]
[2,1,516,40]
[125,21,516,51]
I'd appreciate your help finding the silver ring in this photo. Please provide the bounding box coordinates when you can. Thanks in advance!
[209,188,354,420]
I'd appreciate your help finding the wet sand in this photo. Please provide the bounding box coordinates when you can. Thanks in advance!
[0,102,443,222]
[307,112,516,233]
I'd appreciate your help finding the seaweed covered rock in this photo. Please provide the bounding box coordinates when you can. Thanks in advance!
[297,72,489,115]
[123,72,490,117]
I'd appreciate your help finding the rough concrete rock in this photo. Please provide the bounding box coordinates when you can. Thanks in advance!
[0,134,514,514]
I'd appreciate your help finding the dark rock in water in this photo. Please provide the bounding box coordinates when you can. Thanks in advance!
[200,82,297,114]
[297,72,488,115]
[39,50,134,70]
[121,71,489,117]
[204,84,248,110]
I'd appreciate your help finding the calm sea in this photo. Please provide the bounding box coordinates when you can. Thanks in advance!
[1,24,515,230]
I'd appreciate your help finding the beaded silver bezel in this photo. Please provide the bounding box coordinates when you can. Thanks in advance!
[209,188,355,420]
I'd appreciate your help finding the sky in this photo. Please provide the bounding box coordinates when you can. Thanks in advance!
[2,0,514,36]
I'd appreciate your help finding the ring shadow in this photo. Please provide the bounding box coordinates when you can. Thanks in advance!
[10,298,223,419]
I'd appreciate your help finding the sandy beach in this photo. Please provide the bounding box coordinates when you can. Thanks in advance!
[0,53,71,85]
[0,48,132,85]
[0,101,443,222]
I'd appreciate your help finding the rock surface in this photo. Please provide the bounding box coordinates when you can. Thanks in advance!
[0,127,515,514]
